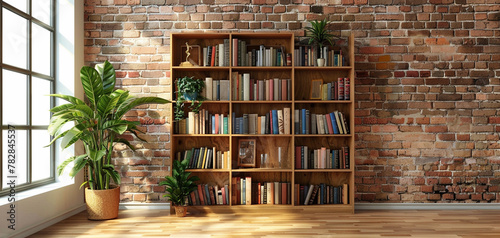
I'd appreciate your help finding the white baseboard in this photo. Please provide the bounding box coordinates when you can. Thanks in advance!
[11,204,86,238]
[356,203,500,210]
[119,203,170,210]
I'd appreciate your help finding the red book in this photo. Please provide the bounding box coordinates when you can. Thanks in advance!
[190,191,197,205]
[344,77,350,100]
[197,184,205,205]
[209,186,216,205]
[295,184,300,205]
[231,177,238,205]
[257,183,261,204]
[232,39,238,67]
[338,77,344,100]
[250,78,254,101]
[215,114,219,134]
[211,46,216,67]
[295,146,301,169]
[325,114,334,134]
[281,79,287,101]
[221,187,226,205]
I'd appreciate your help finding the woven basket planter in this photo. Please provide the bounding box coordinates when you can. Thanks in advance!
[85,186,120,220]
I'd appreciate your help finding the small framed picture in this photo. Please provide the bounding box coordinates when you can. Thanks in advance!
[310,79,323,99]
[238,139,256,167]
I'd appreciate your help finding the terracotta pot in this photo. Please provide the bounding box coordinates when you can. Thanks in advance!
[174,205,187,217]
[85,186,120,220]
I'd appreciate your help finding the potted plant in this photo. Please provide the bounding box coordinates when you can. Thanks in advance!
[174,76,205,123]
[48,60,170,220]
[160,158,200,217]
[305,19,335,67]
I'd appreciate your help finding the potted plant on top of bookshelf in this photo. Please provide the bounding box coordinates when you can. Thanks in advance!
[305,19,335,67]
[160,158,200,217]
[174,76,205,122]
[48,60,170,220]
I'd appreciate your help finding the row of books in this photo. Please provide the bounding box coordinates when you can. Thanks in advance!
[296,183,348,205]
[295,146,350,169]
[202,40,230,67]
[177,110,229,134]
[319,78,350,101]
[231,177,292,205]
[200,78,230,101]
[294,109,349,135]
[232,108,291,134]
[177,147,230,169]
[233,39,291,67]
[294,46,347,67]
[232,73,292,101]
[188,184,229,206]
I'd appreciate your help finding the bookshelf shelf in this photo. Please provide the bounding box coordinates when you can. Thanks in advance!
[170,32,355,213]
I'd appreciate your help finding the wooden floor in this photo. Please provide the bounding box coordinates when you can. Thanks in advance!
[31,209,500,237]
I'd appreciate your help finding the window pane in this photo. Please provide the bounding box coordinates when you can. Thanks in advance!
[32,0,51,26]
[32,77,51,125]
[32,130,51,181]
[3,0,27,13]
[2,130,28,188]
[32,23,52,76]
[2,8,28,69]
[2,70,28,125]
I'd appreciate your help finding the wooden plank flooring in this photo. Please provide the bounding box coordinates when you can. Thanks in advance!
[30,209,500,237]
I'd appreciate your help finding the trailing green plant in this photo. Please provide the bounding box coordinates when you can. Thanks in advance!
[48,60,170,190]
[176,76,205,95]
[305,19,336,55]
[174,76,205,121]
[160,158,200,206]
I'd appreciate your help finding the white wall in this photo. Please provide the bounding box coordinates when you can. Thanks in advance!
[0,0,85,237]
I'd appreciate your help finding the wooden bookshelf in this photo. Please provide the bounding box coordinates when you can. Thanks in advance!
[170,32,355,213]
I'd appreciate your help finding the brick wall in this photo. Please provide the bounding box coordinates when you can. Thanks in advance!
[84,0,500,203]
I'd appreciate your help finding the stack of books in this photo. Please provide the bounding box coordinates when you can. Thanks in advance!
[202,40,230,67]
[294,110,349,135]
[188,184,229,206]
[201,78,230,101]
[295,183,348,205]
[232,39,290,66]
[176,110,229,134]
[294,46,346,67]
[318,78,350,100]
[295,146,350,169]
[232,108,291,134]
[177,147,230,169]
[232,73,291,101]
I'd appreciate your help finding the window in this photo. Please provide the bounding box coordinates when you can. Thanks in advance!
[1,0,55,195]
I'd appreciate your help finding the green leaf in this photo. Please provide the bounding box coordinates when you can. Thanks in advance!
[103,165,121,185]
[95,60,116,95]
[97,94,120,116]
[88,148,106,162]
[80,66,103,109]
[115,96,170,119]
[79,181,89,189]
[102,120,128,135]
[57,155,77,176]
[69,155,88,177]
[48,94,85,105]
[61,127,83,149]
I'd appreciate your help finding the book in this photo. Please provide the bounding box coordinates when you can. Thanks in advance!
[245,177,252,205]
[304,184,314,205]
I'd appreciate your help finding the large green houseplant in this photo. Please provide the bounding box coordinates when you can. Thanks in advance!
[160,158,199,217]
[48,60,169,220]
[306,19,335,66]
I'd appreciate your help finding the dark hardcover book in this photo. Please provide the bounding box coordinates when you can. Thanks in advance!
[263,183,267,204]
[207,46,212,67]
[341,112,350,134]
[232,112,236,134]
[252,49,256,66]
[235,117,241,134]
[330,112,340,134]
[265,112,270,134]
[224,39,230,66]
[308,185,319,205]
[272,110,278,134]
[343,146,350,169]
[239,117,244,134]
[243,114,249,134]
[204,184,211,205]
[238,40,242,66]
[320,183,325,205]
[334,186,340,204]
[198,185,205,205]
[300,146,304,169]
[209,186,216,206]
[207,148,213,169]
[194,190,201,205]
[305,110,310,134]
[311,113,317,134]
[301,109,306,134]
[287,183,291,205]
[192,148,200,169]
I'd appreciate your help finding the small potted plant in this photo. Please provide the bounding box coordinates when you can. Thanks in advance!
[160,158,200,217]
[174,76,205,123]
[176,76,204,101]
[305,19,335,67]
